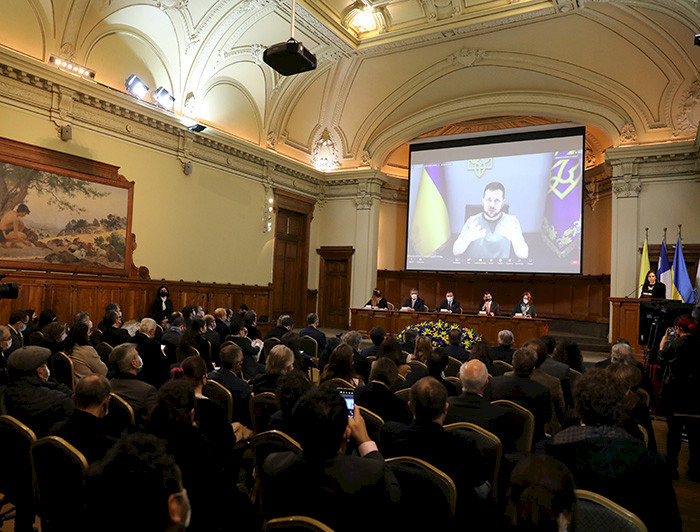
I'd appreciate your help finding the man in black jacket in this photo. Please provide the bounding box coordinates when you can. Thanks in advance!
[261,386,400,531]
[444,328,469,362]
[4,346,74,437]
[101,310,131,348]
[403,288,427,312]
[133,318,170,388]
[477,291,500,316]
[264,315,294,341]
[436,290,462,314]
[299,313,327,354]
[208,342,252,425]
[108,343,157,425]
[6,309,28,356]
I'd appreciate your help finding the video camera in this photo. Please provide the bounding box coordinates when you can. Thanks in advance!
[0,274,18,300]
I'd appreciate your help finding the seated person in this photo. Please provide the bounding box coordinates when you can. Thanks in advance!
[250,344,295,394]
[365,288,388,309]
[403,288,427,312]
[436,290,461,314]
[5,346,74,437]
[261,386,401,531]
[354,358,411,424]
[134,318,170,388]
[477,291,500,316]
[264,315,294,341]
[299,313,327,354]
[444,328,469,362]
[542,369,680,532]
[100,310,131,347]
[108,343,157,425]
[360,326,385,359]
[225,324,265,379]
[66,322,108,382]
[400,328,417,355]
[490,347,552,443]
[377,338,411,379]
[321,343,364,387]
[489,330,515,364]
[269,370,313,435]
[208,342,252,425]
[51,375,115,463]
[511,292,536,318]
[380,377,489,514]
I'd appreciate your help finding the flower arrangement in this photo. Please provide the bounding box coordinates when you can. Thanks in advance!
[396,320,482,350]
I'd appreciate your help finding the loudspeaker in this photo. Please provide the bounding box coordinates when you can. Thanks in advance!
[183,161,193,175]
[60,124,72,141]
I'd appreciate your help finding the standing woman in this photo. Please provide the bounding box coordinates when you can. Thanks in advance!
[512,292,536,318]
[640,270,666,299]
[150,285,173,326]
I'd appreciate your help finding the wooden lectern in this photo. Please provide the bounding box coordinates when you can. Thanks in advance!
[609,298,647,355]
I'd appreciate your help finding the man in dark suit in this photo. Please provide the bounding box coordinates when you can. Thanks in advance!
[380,377,489,515]
[161,315,184,364]
[477,291,500,316]
[261,386,401,531]
[299,313,327,353]
[51,375,115,463]
[6,309,28,356]
[354,358,411,424]
[490,347,552,443]
[264,315,294,341]
[133,318,170,388]
[360,326,385,359]
[208,342,252,425]
[203,315,222,364]
[101,310,131,348]
[225,325,265,379]
[489,329,515,364]
[538,335,569,380]
[446,359,519,452]
[444,328,469,362]
[436,290,462,314]
[108,343,157,425]
[212,308,231,343]
[403,288,427,312]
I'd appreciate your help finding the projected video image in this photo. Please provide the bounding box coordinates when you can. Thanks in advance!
[406,130,584,274]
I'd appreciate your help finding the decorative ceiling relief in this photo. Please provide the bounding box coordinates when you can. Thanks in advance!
[446,48,486,68]
[153,0,189,10]
[676,79,700,133]
[619,123,638,145]
[312,128,342,171]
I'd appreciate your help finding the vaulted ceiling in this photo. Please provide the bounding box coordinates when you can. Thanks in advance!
[1,0,699,176]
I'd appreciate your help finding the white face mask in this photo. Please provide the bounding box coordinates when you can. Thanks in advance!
[40,364,50,382]
[447,296,453,303]
[88,320,94,330]
[411,294,417,300]
[61,333,68,342]
[2,337,12,350]
[523,299,529,305]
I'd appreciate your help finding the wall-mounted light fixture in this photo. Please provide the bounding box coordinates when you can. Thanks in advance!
[48,55,96,79]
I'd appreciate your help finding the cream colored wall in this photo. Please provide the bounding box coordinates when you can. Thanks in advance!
[0,101,275,285]
[638,181,700,250]
[582,195,612,276]
[378,201,407,271]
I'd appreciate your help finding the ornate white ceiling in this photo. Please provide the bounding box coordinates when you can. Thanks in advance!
[0,0,698,175]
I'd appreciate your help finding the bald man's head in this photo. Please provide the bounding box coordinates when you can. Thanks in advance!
[459,359,489,394]
[409,376,448,423]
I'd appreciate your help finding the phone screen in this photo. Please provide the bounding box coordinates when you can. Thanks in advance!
[338,389,354,417]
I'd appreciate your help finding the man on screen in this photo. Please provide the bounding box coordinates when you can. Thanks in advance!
[452,182,528,260]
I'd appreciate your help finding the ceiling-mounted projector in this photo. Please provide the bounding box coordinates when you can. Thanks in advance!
[263,0,316,76]
[263,39,316,76]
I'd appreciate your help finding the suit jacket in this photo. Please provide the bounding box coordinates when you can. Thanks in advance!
[354,382,411,424]
[225,335,265,379]
[436,299,462,313]
[202,330,221,364]
[133,332,170,388]
[489,344,514,364]
[160,327,182,363]
[360,344,381,359]
[109,372,157,424]
[264,326,289,341]
[444,343,469,362]
[539,357,569,381]
[51,409,115,464]
[490,373,552,443]
[446,391,519,452]
[6,325,23,356]
[261,450,400,532]
[101,327,131,348]
[299,325,327,353]
[403,297,427,312]
[213,318,230,344]
[477,301,500,316]
[68,344,108,381]
[208,368,251,424]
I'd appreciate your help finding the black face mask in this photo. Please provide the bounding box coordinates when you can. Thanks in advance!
[160,292,168,297]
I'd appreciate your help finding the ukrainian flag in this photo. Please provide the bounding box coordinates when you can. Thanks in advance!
[410,166,451,257]
[671,237,696,304]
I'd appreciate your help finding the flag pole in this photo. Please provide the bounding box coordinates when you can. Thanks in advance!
[663,227,667,243]
[678,224,682,243]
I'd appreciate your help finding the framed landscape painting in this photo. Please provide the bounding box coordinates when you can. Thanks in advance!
[0,136,134,276]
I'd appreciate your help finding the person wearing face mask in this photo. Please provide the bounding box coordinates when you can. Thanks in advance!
[477,291,500,316]
[86,432,193,532]
[51,375,116,464]
[366,288,388,309]
[0,325,12,385]
[108,343,157,425]
[66,321,108,381]
[151,285,175,326]
[4,346,74,437]
[437,290,462,314]
[6,309,28,356]
[512,291,536,318]
[403,288,427,312]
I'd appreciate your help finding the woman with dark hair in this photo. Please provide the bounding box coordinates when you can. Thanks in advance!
[66,321,107,381]
[150,285,173,326]
[640,270,666,299]
[609,363,657,452]
[176,318,212,369]
[512,291,536,318]
[469,341,497,375]
[40,321,68,354]
[321,343,363,387]
[37,309,57,329]
[505,455,576,532]
[553,340,583,374]
[377,338,410,377]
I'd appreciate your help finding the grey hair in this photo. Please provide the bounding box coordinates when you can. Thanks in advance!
[139,318,157,334]
[109,343,139,373]
[341,330,362,349]
[459,359,489,393]
[498,329,514,346]
[611,343,636,366]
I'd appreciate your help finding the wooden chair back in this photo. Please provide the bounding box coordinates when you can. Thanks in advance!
[263,516,334,531]
[250,392,279,434]
[445,356,462,377]
[299,336,318,358]
[253,430,302,505]
[106,392,136,431]
[0,415,36,519]
[491,399,535,453]
[203,380,233,424]
[394,388,411,402]
[29,330,44,345]
[49,351,74,391]
[264,337,280,359]
[574,489,648,532]
[358,406,384,443]
[493,360,513,372]
[325,377,356,390]
[408,360,428,372]
[95,341,113,364]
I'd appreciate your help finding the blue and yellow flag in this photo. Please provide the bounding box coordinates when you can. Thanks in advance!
[541,151,582,257]
[671,237,696,304]
[410,165,451,257]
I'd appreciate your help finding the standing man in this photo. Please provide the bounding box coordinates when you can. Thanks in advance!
[436,291,461,314]
[403,288,427,312]
[453,181,528,259]
[477,291,500,316]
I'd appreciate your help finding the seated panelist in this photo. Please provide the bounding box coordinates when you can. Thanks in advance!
[511,291,536,318]
[477,291,500,316]
[436,291,461,314]
[402,288,427,312]
[365,288,388,309]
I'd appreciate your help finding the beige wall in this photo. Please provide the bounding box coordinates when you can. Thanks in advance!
[0,101,275,285]
[378,201,407,271]
[582,194,612,276]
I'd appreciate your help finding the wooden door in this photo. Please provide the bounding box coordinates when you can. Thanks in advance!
[317,246,354,329]
[271,191,314,325]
